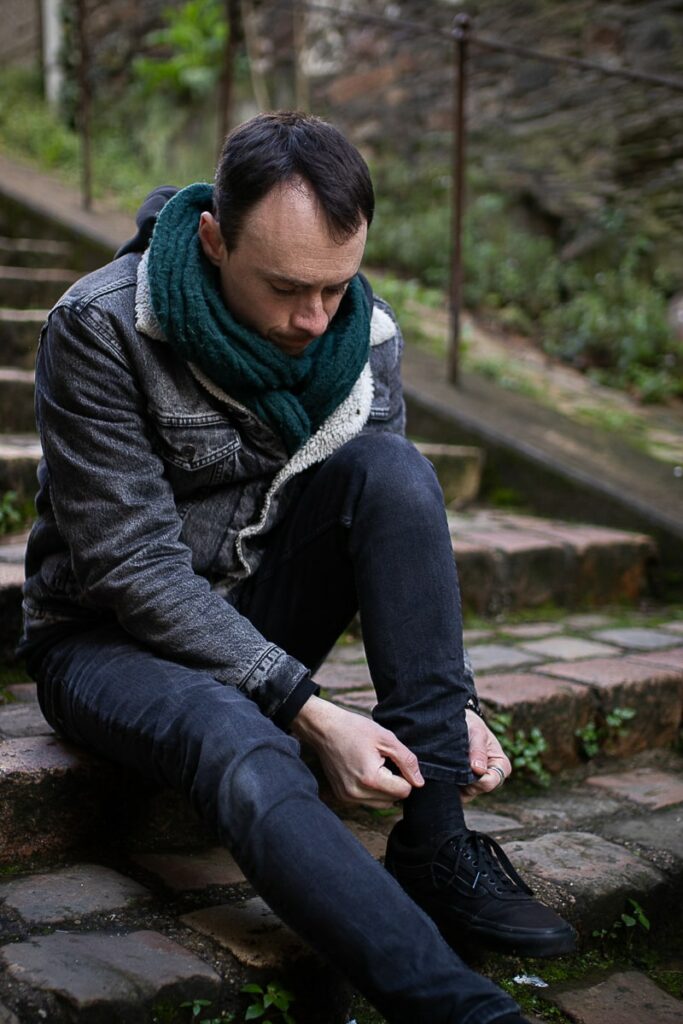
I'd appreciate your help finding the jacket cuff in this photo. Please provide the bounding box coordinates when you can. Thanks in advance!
[272,675,320,731]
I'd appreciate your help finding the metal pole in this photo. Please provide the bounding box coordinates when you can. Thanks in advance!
[76,0,92,211]
[448,13,469,385]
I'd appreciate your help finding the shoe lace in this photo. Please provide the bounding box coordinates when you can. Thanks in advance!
[431,830,533,897]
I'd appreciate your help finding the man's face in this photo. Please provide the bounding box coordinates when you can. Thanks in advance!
[198,181,367,357]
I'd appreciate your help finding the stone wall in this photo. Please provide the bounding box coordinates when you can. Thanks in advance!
[292,0,683,282]
[1,0,41,68]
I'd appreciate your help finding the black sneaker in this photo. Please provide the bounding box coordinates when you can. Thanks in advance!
[385,823,577,958]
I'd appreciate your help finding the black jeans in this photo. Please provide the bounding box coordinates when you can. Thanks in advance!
[33,434,518,1024]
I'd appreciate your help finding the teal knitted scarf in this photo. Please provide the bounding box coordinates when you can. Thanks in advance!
[147,183,371,456]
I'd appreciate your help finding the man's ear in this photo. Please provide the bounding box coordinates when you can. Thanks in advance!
[198,212,225,267]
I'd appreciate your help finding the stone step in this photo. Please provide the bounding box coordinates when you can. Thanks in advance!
[0,434,41,503]
[414,441,484,508]
[0,510,660,665]
[0,731,681,1021]
[451,510,656,613]
[0,266,80,309]
[320,611,683,775]
[0,309,45,369]
[0,368,35,433]
[0,236,75,269]
[2,610,682,867]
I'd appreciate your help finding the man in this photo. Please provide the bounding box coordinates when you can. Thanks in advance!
[20,112,574,1024]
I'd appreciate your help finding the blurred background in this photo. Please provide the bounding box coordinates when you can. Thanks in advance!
[2,0,683,405]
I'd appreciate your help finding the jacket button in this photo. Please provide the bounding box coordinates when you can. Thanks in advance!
[181,444,196,460]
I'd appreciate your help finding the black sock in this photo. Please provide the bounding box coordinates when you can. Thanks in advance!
[401,778,467,846]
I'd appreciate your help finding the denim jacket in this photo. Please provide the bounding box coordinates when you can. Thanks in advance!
[21,252,407,725]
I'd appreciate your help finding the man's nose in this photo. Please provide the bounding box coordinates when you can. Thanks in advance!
[290,295,329,338]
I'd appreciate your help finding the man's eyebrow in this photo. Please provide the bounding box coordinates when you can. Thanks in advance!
[265,272,354,289]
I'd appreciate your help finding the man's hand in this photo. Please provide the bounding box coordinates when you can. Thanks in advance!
[459,709,512,803]
[292,696,424,807]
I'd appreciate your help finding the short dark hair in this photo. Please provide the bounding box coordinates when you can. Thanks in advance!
[214,111,374,247]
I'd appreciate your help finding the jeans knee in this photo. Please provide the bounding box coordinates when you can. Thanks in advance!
[338,434,442,509]
[211,734,318,850]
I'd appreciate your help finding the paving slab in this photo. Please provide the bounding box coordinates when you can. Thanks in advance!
[630,645,683,671]
[181,897,309,970]
[467,644,541,672]
[0,930,220,1020]
[585,768,683,809]
[0,703,52,739]
[659,621,683,635]
[518,636,619,660]
[538,656,683,755]
[0,368,35,433]
[316,661,372,691]
[493,788,624,830]
[602,805,683,861]
[335,690,375,712]
[346,822,388,860]
[502,831,666,932]
[413,441,483,507]
[463,809,521,834]
[5,683,38,703]
[0,1004,19,1024]
[544,970,683,1024]
[132,848,246,891]
[0,864,150,924]
[476,672,593,771]
[497,622,565,639]
[563,613,615,629]
[592,626,682,650]
[325,642,366,665]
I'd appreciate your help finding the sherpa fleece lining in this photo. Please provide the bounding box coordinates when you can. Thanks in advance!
[135,250,396,574]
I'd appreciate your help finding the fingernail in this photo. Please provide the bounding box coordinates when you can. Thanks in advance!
[473,759,486,770]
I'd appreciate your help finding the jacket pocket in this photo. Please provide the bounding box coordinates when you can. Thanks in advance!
[152,415,242,491]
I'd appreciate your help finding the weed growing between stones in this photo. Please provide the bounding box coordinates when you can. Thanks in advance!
[488,712,550,786]
[591,897,650,956]
[240,982,296,1023]
[575,707,637,760]
[180,998,235,1023]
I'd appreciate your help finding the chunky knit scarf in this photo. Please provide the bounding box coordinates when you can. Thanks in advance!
[147,182,371,455]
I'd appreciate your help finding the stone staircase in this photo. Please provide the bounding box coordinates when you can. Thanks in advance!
[0,200,681,1024]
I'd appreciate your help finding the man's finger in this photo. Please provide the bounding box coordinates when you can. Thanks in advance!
[469,746,489,775]
[375,765,412,800]
[380,737,424,788]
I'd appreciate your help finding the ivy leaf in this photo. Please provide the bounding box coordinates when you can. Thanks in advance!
[241,985,264,995]
[245,1006,265,1021]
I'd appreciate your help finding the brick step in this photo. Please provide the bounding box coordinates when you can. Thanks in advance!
[0,434,41,503]
[451,510,656,612]
[0,309,46,369]
[0,266,80,309]
[2,609,682,867]
[320,612,683,773]
[0,236,75,269]
[0,511,659,665]
[414,441,483,508]
[0,719,681,1022]
[0,368,35,433]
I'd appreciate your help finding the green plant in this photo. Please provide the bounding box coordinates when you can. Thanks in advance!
[575,706,636,759]
[488,712,549,785]
[241,982,296,1024]
[180,999,234,1023]
[0,492,22,536]
[134,0,227,101]
[592,897,650,954]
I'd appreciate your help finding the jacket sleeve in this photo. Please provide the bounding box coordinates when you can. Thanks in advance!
[35,303,316,728]
[364,297,406,437]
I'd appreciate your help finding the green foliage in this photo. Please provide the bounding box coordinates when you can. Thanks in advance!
[592,897,650,954]
[365,158,682,403]
[488,711,549,786]
[575,706,636,760]
[180,999,234,1023]
[0,492,22,536]
[134,0,227,101]
[240,982,296,1024]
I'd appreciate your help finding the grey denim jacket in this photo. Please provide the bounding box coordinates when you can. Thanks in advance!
[21,253,407,724]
